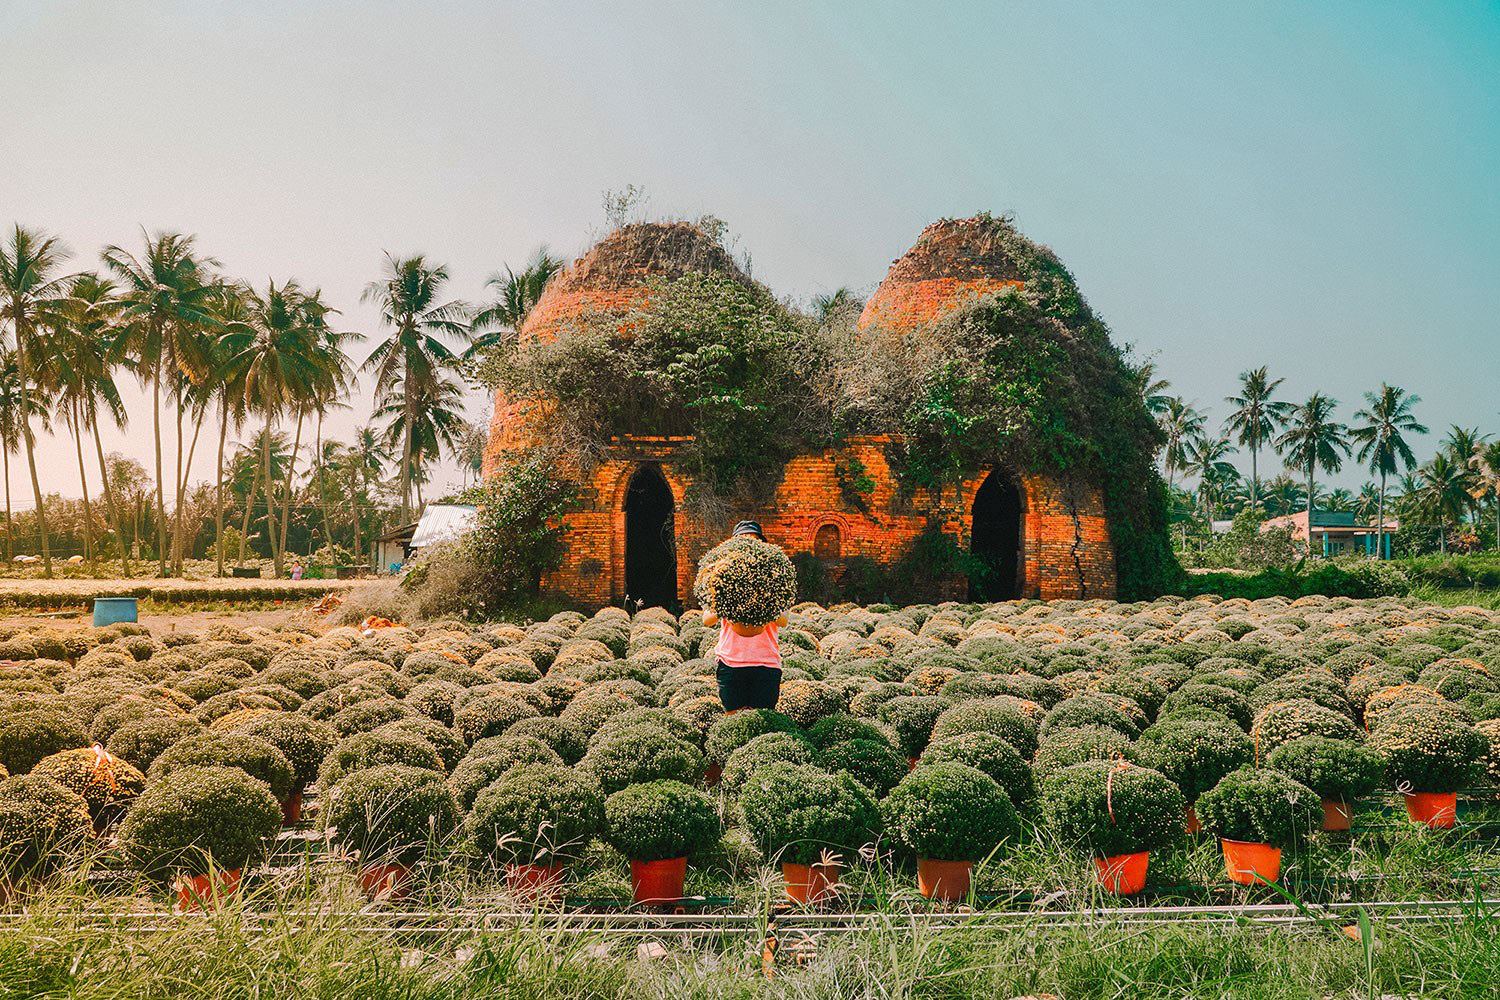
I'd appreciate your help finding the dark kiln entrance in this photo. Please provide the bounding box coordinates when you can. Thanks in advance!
[624,465,677,609]
[969,471,1022,601]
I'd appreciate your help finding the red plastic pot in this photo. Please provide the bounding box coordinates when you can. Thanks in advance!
[1222,839,1281,885]
[358,862,411,901]
[630,856,687,904]
[1321,798,1352,832]
[782,862,840,905]
[916,858,972,902]
[506,862,568,901]
[176,868,242,911]
[908,757,920,772]
[280,791,303,828]
[1185,806,1201,835]
[704,762,723,788]
[1093,851,1149,895]
[1404,791,1457,829]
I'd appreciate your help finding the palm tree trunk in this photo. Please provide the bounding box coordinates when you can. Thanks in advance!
[70,401,94,563]
[174,404,205,572]
[3,445,13,561]
[349,464,362,570]
[91,418,130,576]
[1249,445,1259,516]
[171,389,187,575]
[1306,468,1315,556]
[152,358,167,575]
[262,423,283,577]
[1376,472,1387,561]
[315,411,335,563]
[215,401,229,576]
[401,386,414,522]
[278,411,303,566]
[237,446,261,566]
[13,327,51,576]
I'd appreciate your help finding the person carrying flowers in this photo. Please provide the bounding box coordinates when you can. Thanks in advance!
[697,521,796,713]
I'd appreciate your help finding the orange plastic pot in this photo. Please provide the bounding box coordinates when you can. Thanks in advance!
[358,862,411,900]
[1094,851,1149,895]
[908,757,921,772]
[280,791,303,828]
[505,862,568,901]
[176,868,242,911]
[916,858,972,902]
[630,856,687,904]
[704,763,723,788]
[1404,791,1457,829]
[1222,839,1281,885]
[782,862,840,905]
[1321,798,1352,832]
[1185,806,1201,834]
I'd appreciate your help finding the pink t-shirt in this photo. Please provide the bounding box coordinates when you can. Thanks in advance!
[714,621,781,669]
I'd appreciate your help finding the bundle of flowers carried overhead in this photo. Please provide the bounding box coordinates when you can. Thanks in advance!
[694,537,796,628]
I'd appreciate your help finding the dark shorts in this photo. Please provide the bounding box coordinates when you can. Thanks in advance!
[716,661,782,711]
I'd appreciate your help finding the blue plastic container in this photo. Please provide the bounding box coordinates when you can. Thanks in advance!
[93,597,139,626]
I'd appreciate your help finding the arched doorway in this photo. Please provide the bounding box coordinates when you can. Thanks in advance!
[969,471,1022,601]
[624,465,677,609]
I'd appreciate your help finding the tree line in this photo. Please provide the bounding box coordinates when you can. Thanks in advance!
[0,224,560,577]
[1147,365,1500,557]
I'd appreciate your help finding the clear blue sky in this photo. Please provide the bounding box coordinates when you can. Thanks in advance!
[2,1,1496,500]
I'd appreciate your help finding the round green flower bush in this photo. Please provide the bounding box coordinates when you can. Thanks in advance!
[505,717,587,765]
[1041,694,1147,740]
[705,709,801,767]
[805,713,896,751]
[919,733,1035,808]
[0,774,94,878]
[231,712,336,792]
[578,725,702,795]
[877,696,950,758]
[1160,684,1252,729]
[930,699,1040,759]
[776,680,847,729]
[1195,767,1320,848]
[738,762,881,866]
[317,730,445,790]
[105,716,204,771]
[373,718,467,771]
[466,763,605,866]
[1039,760,1187,858]
[1032,725,1136,783]
[558,689,640,741]
[694,536,796,628]
[1250,672,1351,716]
[1363,685,1452,731]
[590,707,701,750]
[149,733,296,800]
[331,698,417,737]
[1135,718,1254,802]
[1250,700,1361,756]
[1477,719,1500,783]
[405,680,466,726]
[604,780,720,861]
[448,736,563,810]
[321,764,459,866]
[1417,659,1497,701]
[121,765,281,879]
[1093,672,1168,718]
[1267,736,1384,802]
[816,738,908,796]
[1367,705,1485,793]
[721,732,815,794]
[883,762,1020,862]
[30,747,145,826]
[452,693,541,745]
[0,709,88,776]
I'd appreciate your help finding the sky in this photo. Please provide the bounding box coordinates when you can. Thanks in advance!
[2,0,1497,505]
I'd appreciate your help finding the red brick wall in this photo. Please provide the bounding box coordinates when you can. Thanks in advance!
[502,435,1116,608]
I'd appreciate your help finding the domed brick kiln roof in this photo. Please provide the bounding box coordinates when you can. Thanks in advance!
[857,216,1028,333]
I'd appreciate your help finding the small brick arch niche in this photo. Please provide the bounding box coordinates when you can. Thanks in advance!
[812,522,843,560]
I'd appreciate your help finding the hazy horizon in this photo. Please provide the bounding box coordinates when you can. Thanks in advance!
[3,1,1496,509]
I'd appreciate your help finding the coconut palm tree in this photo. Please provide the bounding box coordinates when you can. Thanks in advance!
[1184,433,1239,527]
[1440,425,1484,525]
[361,254,470,521]
[374,370,467,501]
[1261,474,1306,519]
[0,350,50,562]
[51,273,130,570]
[102,231,222,574]
[466,248,562,358]
[1349,384,1426,560]
[1468,440,1500,552]
[1223,366,1291,515]
[1322,488,1355,513]
[1159,397,1205,492]
[339,425,390,561]
[1355,483,1382,525]
[1275,393,1350,554]
[1413,454,1471,555]
[0,226,79,576]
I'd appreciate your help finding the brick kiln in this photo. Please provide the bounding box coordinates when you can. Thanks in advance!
[483,218,1118,609]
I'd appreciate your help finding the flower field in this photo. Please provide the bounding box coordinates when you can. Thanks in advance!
[2,593,1500,926]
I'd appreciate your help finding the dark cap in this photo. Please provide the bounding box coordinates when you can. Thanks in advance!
[732,520,765,540]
